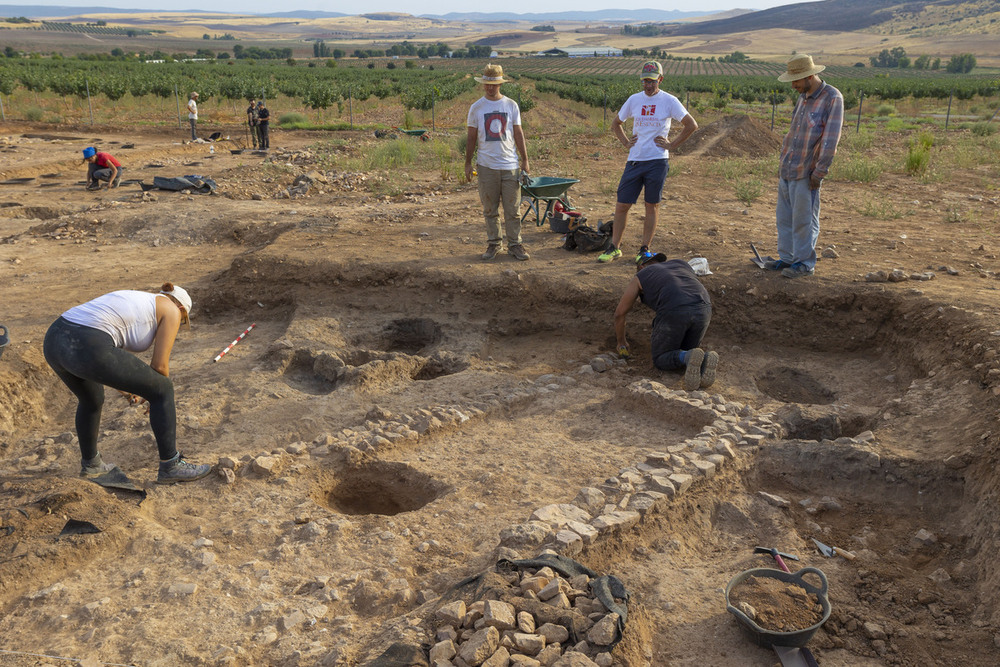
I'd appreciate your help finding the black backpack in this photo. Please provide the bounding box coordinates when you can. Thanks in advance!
[564,219,613,253]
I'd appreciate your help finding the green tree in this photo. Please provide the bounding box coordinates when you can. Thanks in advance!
[946,53,976,73]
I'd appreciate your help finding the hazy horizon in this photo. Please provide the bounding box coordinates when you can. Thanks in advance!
[8,1,816,18]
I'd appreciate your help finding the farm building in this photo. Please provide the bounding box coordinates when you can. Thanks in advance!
[536,46,623,57]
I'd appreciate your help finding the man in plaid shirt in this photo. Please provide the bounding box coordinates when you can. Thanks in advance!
[767,54,843,278]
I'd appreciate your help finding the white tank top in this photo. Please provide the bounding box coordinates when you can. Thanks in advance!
[62,291,162,352]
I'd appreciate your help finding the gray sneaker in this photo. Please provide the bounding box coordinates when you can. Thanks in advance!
[80,454,118,478]
[683,348,705,392]
[157,452,212,484]
[482,243,502,260]
[508,244,530,261]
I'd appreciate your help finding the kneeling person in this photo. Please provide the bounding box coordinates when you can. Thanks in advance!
[613,254,718,390]
[83,146,124,190]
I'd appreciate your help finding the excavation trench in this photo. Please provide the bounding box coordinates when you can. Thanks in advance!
[3,258,998,666]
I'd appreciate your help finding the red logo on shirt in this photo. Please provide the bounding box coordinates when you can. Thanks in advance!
[641,105,656,116]
[484,111,508,142]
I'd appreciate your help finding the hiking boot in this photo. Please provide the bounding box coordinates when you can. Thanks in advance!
[111,174,122,188]
[157,452,212,484]
[781,263,815,279]
[482,243,502,260]
[683,348,705,392]
[700,350,719,389]
[80,454,117,478]
[508,244,530,261]
[763,259,790,271]
[598,247,622,263]
[86,182,101,191]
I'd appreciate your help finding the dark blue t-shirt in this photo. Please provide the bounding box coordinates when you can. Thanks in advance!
[637,259,710,316]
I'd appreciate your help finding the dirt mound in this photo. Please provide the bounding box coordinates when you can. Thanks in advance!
[679,114,782,158]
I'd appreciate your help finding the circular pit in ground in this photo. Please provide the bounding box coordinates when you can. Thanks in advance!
[323,461,449,516]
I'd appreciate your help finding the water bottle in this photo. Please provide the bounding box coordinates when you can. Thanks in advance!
[209,144,214,154]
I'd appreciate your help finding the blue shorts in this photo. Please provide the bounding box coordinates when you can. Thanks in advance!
[617,158,669,205]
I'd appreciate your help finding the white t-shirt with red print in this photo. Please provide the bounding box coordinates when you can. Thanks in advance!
[618,90,688,162]
[467,95,522,171]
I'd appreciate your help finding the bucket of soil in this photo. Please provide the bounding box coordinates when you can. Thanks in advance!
[725,566,831,648]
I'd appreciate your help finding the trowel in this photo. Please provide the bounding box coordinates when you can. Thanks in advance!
[812,537,856,561]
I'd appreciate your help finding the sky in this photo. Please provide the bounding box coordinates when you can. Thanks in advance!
[21,1,812,18]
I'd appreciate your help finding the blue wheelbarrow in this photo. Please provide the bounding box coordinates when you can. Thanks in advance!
[520,175,579,226]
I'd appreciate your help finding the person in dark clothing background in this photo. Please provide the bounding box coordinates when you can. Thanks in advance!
[613,253,718,391]
[255,100,270,150]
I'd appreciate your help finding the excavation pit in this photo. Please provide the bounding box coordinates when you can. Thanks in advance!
[324,462,449,516]
[382,317,442,354]
[755,366,837,405]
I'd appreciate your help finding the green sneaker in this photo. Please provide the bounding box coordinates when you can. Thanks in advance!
[598,247,622,263]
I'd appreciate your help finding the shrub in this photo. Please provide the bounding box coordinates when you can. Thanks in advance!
[733,178,764,206]
[916,131,934,150]
[278,112,307,126]
[24,106,44,122]
[831,156,882,183]
[971,122,997,137]
[875,104,896,116]
[364,138,417,170]
[905,142,930,175]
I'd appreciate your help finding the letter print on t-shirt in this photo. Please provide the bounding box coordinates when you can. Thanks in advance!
[484,111,508,142]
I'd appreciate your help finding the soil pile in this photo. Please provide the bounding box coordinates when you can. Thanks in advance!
[729,574,825,632]
[678,114,783,158]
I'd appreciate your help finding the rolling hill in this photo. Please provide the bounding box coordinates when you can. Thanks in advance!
[666,0,1000,35]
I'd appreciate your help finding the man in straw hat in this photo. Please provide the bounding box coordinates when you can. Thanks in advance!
[767,54,843,278]
[599,60,698,265]
[466,63,531,261]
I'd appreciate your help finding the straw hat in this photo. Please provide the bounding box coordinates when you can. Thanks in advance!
[475,64,508,84]
[777,54,825,82]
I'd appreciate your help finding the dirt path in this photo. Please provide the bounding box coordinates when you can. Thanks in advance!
[1,108,1000,667]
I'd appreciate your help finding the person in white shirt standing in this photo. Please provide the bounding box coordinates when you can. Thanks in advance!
[465,64,531,261]
[187,91,199,142]
[600,61,698,265]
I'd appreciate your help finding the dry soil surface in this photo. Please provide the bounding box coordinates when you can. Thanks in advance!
[1,110,1000,667]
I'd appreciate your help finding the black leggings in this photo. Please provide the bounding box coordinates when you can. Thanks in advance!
[43,317,177,461]
[650,304,712,371]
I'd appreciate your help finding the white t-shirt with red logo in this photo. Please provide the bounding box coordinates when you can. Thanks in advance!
[618,90,688,162]
[467,95,522,170]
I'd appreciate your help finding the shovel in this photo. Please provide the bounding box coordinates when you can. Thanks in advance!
[812,537,856,561]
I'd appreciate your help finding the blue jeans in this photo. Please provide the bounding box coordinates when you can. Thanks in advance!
[776,178,821,270]
[43,317,177,461]
[650,304,712,371]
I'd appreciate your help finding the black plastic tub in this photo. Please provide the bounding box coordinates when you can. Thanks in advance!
[725,566,831,648]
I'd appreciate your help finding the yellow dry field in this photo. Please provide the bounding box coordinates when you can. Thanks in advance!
[6,10,1000,65]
